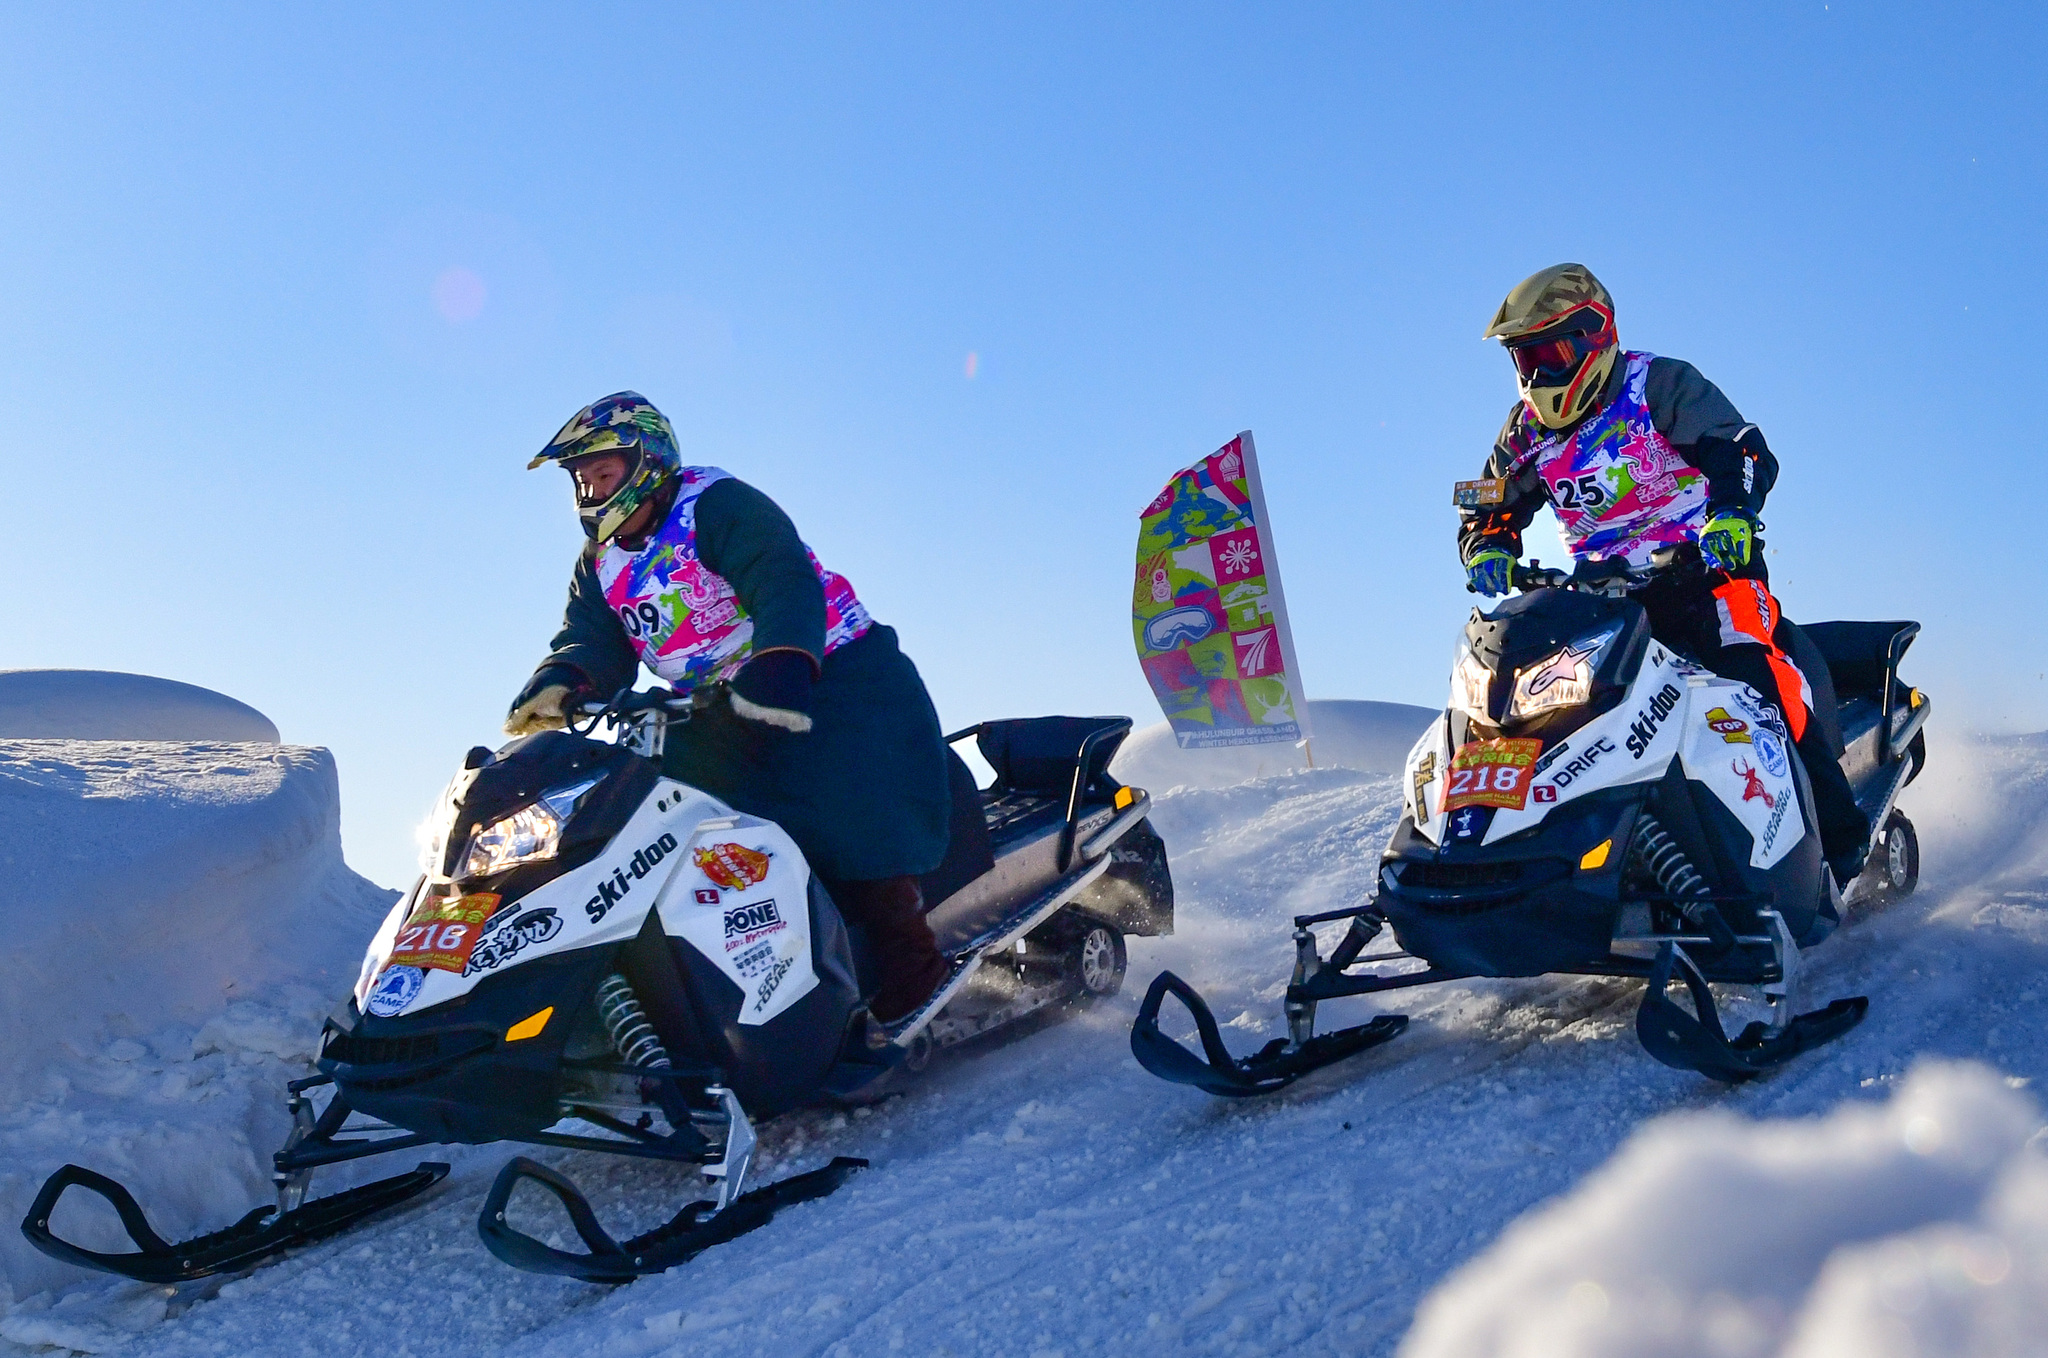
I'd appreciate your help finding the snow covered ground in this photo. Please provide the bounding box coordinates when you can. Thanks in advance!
[5,722,2047,1356]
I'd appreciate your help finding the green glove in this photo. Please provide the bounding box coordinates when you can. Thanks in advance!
[1697,511,1755,572]
[1465,547,1516,597]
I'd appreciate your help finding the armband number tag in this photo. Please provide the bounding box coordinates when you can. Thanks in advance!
[1454,478,1507,508]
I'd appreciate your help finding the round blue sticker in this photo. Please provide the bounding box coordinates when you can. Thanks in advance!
[365,965,424,1017]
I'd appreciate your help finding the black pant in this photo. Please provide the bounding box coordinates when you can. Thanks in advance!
[1634,575,1870,866]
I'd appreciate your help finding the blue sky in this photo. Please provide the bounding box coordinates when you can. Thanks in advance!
[2,3,2040,887]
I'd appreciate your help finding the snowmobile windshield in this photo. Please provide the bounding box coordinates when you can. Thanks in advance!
[1507,308,1615,385]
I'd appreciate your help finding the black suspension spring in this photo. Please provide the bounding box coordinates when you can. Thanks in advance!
[594,972,671,1070]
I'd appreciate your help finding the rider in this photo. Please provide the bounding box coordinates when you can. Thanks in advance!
[505,391,953,1024]
[1456,264,1871,888]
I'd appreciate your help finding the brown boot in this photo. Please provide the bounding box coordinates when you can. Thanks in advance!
[829,876,950,1024]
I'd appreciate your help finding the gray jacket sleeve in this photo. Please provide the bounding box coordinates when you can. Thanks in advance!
[694,477,829,674]
[1645,357,1777,515]
[528,545,640,699]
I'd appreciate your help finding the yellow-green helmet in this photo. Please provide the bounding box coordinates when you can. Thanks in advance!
[1484,263,1619,431]
[528,391,682,542]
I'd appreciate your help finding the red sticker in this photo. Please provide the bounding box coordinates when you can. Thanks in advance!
[1444,738,1544,812]
[388,892,500,974]
[694,842,771,890]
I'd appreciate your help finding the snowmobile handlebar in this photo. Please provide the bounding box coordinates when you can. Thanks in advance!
[1505,544,1690,598]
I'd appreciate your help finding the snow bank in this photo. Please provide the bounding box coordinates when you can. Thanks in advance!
[1110,697,1436,790]
[1401,1062,2048,1358]
[0,739,395,1318]
[0,671,279,742]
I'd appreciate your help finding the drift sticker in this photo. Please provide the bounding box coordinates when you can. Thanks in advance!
[1444,738,1544,811]
[365,965,424,1016]
[388,892,499,973]
[695,842,771,890]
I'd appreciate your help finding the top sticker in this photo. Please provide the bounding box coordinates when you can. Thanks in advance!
[695,842,771,890]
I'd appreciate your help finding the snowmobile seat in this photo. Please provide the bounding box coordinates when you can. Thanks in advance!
[1802,621,1920,703]
[924,717,1133,953]
[1803,621,1922,790]
[918,747,998,909]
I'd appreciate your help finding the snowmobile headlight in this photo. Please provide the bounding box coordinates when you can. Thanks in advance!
[1448,640,1492,723]
[456,776,603,879]
[1507,623,1622,722]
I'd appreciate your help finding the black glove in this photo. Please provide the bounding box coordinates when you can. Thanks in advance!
[504,665,595,736]
[728,649,816,733]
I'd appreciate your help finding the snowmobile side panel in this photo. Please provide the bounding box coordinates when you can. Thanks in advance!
[1130,971,1406,1098]
[1070,815,1174,937]
[21,1161,449,1284]
[478,1154,866,1283]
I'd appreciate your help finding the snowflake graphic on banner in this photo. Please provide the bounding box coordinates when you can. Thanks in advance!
[1218,538,1258,577]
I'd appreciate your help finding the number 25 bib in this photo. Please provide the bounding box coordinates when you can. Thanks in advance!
[1510,351,1706,568]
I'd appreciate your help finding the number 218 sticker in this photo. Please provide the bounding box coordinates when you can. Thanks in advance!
[1444,738,1544,812]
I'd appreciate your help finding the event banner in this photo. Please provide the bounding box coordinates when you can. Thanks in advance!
[1132,432,1311,750]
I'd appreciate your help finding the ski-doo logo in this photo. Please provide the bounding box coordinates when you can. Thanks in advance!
[1539,737,1619,796]
[463,908,562,975]
[724,899,783,940]
[583,832,682,923]
[1624,685,1684,759]
[754,955,795,1009]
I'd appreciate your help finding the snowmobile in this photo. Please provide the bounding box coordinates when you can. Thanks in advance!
[1133,546,1928,1095]
[24,689,1171,1284]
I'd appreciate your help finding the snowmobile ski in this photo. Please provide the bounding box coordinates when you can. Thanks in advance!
[478,1154,866,1283]
[1130,970,1407,1097]
[20,1160,448,1285]
[1635,940,1868,1082]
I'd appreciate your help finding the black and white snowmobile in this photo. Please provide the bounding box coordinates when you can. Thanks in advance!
[24,690,1171,1285]
[1133,547,1928,1096]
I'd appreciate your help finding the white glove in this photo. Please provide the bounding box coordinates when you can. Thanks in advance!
[504,684,573,737]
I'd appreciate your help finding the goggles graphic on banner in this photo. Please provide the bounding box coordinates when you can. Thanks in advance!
[1131,431,1312,751]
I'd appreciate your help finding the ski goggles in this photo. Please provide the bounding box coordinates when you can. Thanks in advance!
[1506,306,1616,385]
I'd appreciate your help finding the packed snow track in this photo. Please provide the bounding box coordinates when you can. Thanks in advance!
[4,728,2045,1356]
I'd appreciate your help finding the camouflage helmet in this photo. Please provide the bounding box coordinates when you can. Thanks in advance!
[1484,264,1619,431]
[529,391,683,542]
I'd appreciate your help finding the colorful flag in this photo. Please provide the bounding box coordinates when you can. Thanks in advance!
[1132,432,1311,750]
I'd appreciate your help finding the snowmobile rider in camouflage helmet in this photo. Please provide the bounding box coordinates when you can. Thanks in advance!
[1457,265,1872,887]
[505,391,953,1024]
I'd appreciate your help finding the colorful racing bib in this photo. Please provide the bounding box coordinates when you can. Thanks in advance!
[594,467,871,689]
[1509,351,1707,568]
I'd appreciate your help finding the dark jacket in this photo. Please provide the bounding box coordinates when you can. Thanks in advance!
[523,478,951,883]
[1457,356,1778,580]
